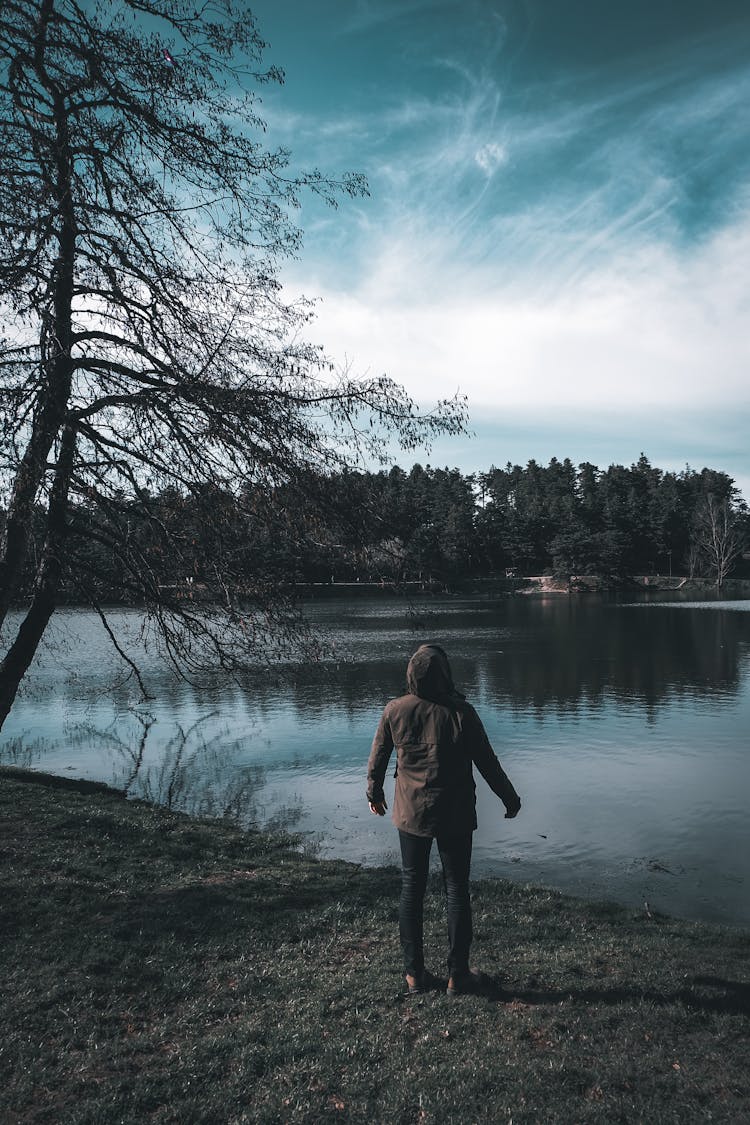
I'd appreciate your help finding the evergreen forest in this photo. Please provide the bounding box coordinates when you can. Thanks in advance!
[12,455,748,604]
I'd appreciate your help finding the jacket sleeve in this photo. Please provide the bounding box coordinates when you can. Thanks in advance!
[366,706,394,803]
[464,706,521,813]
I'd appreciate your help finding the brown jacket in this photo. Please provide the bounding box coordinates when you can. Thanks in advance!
[366,645,520,837]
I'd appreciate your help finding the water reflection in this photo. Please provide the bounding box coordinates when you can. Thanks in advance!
[1,596,749,925]
[480,599,745,711]
[244,596,749,722]
[2,708,306,835]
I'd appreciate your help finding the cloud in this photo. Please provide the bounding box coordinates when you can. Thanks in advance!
[306,210,750,407]
[342,0,454,35]
[285,206,750,496]
[474,141,507,175]
[254,2,750,495]
[272,23,750,304]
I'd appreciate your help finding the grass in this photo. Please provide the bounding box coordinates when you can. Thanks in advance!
[1,766,749,1124]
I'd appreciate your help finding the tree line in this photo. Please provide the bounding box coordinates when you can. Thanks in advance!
[9,455,747,603]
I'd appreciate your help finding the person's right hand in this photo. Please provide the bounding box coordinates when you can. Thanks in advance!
[504,799,521,819]
[369,799,388,816]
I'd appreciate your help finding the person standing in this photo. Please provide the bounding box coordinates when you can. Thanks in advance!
[367,643,521,995]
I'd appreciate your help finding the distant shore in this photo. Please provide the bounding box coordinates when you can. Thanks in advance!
[11,574,747,610]
[291,574,750,598]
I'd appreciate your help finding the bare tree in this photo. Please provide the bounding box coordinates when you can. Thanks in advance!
[690,493,745,588]
[0,0,465,729]
[684,537,705,581]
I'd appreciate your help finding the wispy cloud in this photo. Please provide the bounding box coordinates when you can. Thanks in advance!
[251,0,750,493]
[474,141,508,175]
[268,20,750,295]
[290,207,750,495]
[341,0,457,36]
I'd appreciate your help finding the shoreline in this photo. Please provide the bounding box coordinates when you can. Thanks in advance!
[8,574,750,608]
[3,765,748,931]
[294,575,750,598]
[2,765,749,1122]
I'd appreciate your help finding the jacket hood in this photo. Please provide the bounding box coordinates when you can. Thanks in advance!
[406,644,464,704]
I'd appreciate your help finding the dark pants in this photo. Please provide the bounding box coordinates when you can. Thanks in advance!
[398,829,473,977]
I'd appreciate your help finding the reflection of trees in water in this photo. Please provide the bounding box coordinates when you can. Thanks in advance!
[0,735,48,769]
[113,714,307,832]
[0,714,304,834]
[242,600,749,718]
[479,601,748,714]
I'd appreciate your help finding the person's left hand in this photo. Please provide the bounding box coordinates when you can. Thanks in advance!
[369,799,388,816]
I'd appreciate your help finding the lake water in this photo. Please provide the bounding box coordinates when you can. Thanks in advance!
[2,594,749,927]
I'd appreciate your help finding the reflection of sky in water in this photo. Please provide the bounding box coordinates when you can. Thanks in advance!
[1,597,749,926]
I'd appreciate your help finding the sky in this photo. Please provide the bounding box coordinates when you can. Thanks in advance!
[248,0,750,496]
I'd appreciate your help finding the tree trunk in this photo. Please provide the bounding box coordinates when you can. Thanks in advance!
[0,386,73,628]
[0,5,75,631]
[0,425,76,731]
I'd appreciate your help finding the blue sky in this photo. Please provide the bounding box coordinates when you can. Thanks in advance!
[248,0,750,496]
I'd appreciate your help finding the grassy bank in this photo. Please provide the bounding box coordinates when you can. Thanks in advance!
[1,768,748,1124]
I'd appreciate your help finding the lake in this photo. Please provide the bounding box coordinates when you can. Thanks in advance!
[1,593,749,927]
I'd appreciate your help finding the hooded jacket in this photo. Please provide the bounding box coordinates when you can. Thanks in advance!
[367,644,520,837]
